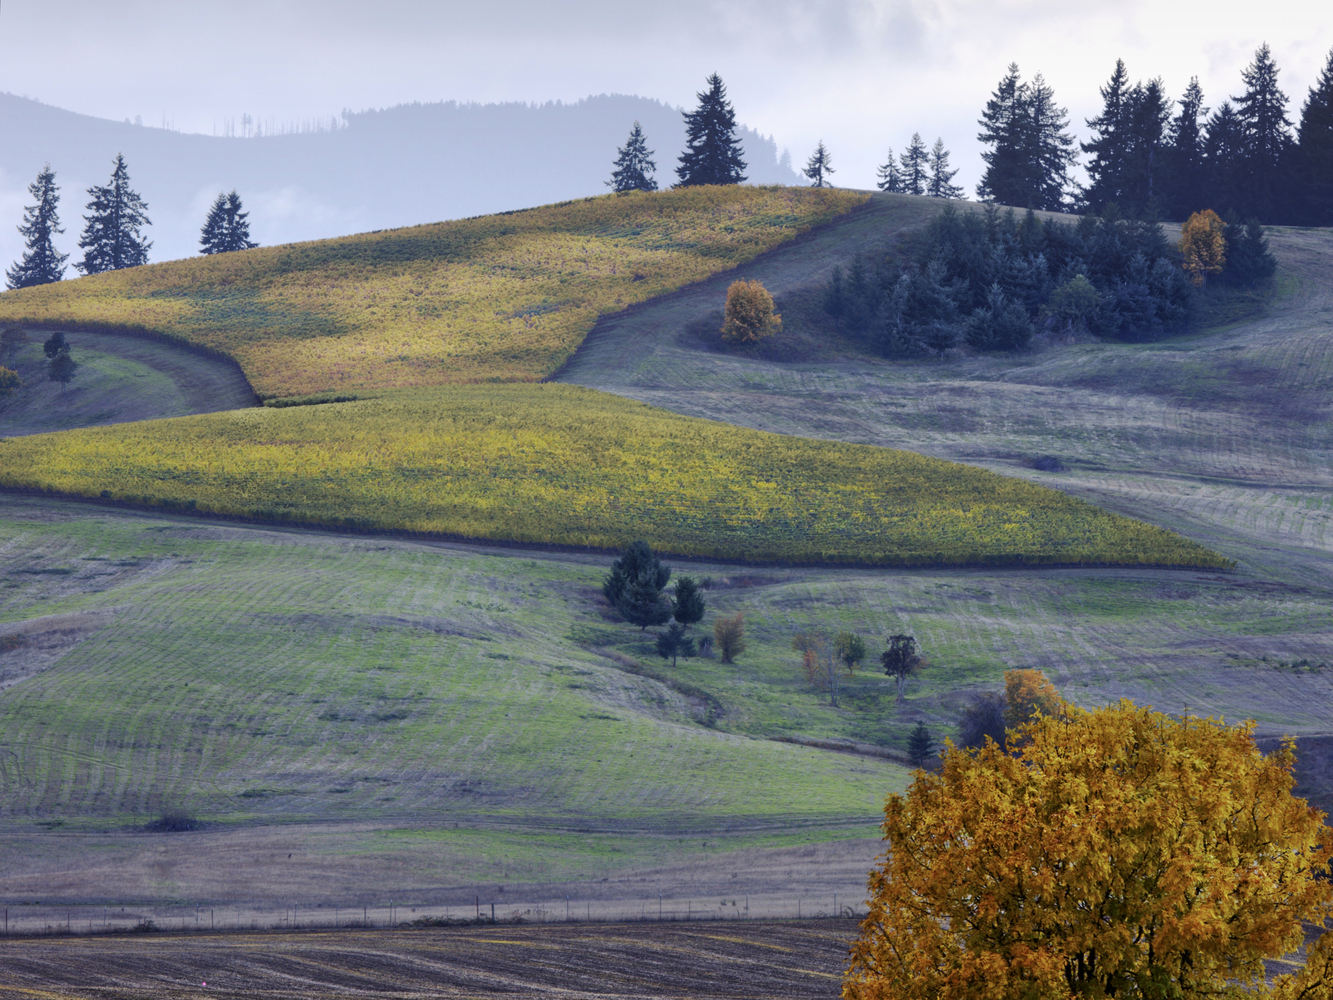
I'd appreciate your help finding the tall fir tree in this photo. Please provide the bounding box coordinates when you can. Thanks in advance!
[876,147,904,192]
[1232,42,1293,221]
[803,141,834,187]
[977,65,1074,211]
[5,164,69,289]
[1081,59,1133,212]
[1122,78,1172,216]
[76,154,151,275]
[1023,73,1077,211]
[1203,101,1248,217]
[199,191,258,254]
[1164,77,1208,220]
[1296,47,1333,226]
[977,63,1027,204]
[926,138,963,198]
[676,74,747,187]
[607,121,658,193]
[900,133,929,196]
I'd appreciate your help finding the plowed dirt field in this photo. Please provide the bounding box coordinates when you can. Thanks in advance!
[0,919,855,999]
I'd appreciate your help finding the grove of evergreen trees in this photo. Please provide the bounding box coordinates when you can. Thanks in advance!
[199,191,259,254]
[820,203,1274,354]
[6,164,69,290]
[76,154,152,275]
[980,44,1333,225]
[676,74,747,186]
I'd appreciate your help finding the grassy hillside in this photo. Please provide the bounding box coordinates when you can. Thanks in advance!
[0,186,866,399]
[0,383,1228,568]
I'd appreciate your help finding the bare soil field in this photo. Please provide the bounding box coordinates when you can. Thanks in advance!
[0,330,257,437]
[0,919,859,998]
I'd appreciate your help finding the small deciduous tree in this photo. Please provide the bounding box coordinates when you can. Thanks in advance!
[880,634,923,701]
[835,632,867,676]
[6,164,69,289]
[794,631,842,706]
[721,279,781,344]
[671,576,706,628]
[1179,208,1227,285]
[608,121,658,193]
[847,701,1333,1000]
[906,720,933,767]
[1003,668,1064,729]
[656,622,695,667]
[714,612,745,664]
[803,141,834,187]
[957,691,1007,750]
[76,154,152,274]
[1,328,31,367]
[199,190,258,254]
[0,366,19,398]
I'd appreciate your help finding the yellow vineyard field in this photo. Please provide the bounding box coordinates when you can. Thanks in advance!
[0,187,866,399]
[0,384,1231,568]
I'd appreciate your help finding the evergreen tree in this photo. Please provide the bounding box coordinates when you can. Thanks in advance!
[76,154,151,275]
[803,141,834,187]
[607,121,658,194]
[977,63,1027,204]
[977,65,1075,210]
[671,576,706,628]
[676,73,747,187]
[1202,102,1247,216]
[907,720,934,767]
[655,623,695,667]
[199,191,258,254]
[6,164,69,289]
[1164,77,1209,220]
[1081,59,1133,213]
[927,139,963,198]
[900,133,929,196]
[876,147,904,192]
[1024,73,1077,211]
[1296,47,1333,226]
[1232,42,1293,221]
[603,540,670,606]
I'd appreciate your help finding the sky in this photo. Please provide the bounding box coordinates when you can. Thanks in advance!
[0,0,1331,198]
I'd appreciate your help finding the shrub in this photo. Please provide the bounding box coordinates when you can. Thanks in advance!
[1179,209,1227,286]
[714,612,746,663]
[720,280,781,344]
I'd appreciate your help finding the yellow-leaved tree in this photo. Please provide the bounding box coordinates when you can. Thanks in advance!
[1179,209,1227,286]
[846,701,1333,1000]
[721,279,782,343]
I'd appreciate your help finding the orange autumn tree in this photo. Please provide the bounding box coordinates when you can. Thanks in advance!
[1003,667,1064,729]
[846,701,1333,1000]
[1179,209,1227,286]
[721,279,782,343]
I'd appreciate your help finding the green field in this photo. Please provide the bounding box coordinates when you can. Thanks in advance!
[1,192,1329,914]
[0,383,1227,568]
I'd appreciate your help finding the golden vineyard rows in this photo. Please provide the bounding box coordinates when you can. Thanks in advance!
[0,384,1231,568]
[0,186,866,399]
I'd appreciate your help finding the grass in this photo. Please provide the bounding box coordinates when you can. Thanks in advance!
[0,186,867,399]
[0,383,1229,568]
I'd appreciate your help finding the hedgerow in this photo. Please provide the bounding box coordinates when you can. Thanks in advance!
[0,384,1231,569]
[0,187,866,399]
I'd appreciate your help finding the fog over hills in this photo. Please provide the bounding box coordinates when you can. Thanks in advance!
[0,92,800,271]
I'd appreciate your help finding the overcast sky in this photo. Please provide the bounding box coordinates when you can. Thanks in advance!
[1,0,1331,198]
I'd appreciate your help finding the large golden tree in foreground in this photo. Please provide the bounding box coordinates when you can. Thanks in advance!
[846,701,1333,1000]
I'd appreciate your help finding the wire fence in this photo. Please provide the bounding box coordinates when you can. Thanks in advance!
[0,892,868,940]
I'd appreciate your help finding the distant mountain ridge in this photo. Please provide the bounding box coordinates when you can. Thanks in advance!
[0,92,801,271]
